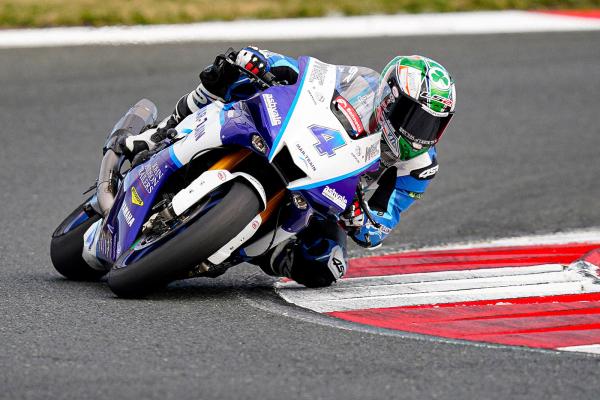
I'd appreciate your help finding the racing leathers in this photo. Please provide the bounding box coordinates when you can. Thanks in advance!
[154,47,439,287]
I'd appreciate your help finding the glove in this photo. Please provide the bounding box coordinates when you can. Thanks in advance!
[199,50,241,100]
[235,46,270,78]
[348,208,393,249]
[339,200,365,230]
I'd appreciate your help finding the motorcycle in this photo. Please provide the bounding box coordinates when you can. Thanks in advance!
[50,55,382,297]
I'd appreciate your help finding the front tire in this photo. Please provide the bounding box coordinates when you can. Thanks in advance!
[50,204,106,281]
[107,181,261,298]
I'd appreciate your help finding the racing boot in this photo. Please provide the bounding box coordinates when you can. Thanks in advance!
[256,218,348,288]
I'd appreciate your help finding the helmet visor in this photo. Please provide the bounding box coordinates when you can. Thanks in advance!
[387,92,453,147]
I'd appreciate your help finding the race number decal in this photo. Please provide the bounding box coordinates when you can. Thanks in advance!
[309,125,346,157]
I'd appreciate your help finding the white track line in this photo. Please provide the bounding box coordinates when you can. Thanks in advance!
[2,11,600,49]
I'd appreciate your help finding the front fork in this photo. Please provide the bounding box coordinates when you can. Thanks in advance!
[193,148,287,266]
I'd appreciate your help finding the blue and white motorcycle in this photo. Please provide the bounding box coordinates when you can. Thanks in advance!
[50,56,381,297]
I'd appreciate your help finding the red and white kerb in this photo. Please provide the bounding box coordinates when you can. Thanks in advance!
[277,235,600,355]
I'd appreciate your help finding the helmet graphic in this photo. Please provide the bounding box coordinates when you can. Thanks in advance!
[376,56,456,163]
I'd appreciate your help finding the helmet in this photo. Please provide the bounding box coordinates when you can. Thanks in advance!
[375,56,456,164]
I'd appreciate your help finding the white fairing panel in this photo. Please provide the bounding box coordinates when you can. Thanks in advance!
[82,219,103,269]
[169,103,225,166]
[171,169,267,216]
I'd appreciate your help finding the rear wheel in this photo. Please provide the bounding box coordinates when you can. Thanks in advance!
[107,181,261,298]
[50,203,106,281]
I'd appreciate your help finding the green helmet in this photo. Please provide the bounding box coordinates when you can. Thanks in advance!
[375,55,456,164]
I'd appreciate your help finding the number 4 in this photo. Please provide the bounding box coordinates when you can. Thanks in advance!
[310,125,346,157]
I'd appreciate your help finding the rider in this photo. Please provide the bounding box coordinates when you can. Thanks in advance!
[124,46,456,288]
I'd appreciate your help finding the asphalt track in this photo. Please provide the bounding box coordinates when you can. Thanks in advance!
[1,32,600,399]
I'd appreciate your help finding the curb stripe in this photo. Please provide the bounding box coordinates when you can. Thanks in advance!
[346,243,600,278]
[277,233,600,353]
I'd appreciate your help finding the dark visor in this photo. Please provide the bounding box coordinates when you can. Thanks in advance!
[387,91,453,146]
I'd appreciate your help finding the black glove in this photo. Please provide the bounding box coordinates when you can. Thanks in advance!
[199,50,241,100]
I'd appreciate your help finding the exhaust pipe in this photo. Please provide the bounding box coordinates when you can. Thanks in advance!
[97,99,158,216]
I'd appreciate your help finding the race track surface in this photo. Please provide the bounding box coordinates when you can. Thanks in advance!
[1,33,600,399]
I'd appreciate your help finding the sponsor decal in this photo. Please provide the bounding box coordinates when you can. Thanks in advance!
[332,257,345,274]
[383,124,400,155]
[194,110,208,139]
[251,220,260,230]
[195,108,207,122]
[194,124,206,140]
[131,187,144,206]
[407,191,424,200]
[358,93,373,108]
[309,61,327,86]
[335,96,365,135]
[349,145,362,164]
[121,203,135,227]
[379,224,392,234]
[364,142,379,163]
[399,126,435,146]
[418,164,439,179]
[217,171,227,181]
[263,93,282,126]
[322,185,348,209]
[295,143,316,171]
[422,93,453,108]
[410,160,439,180]
[392,85,400,98]
[139,161,163,194]
[98,230,113,258]
[307,89,325,105]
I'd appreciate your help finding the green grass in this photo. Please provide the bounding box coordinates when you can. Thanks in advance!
[1,0,599,28]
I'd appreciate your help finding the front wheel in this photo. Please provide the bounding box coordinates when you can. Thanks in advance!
[50,202,106,281]
[107,181,261,298]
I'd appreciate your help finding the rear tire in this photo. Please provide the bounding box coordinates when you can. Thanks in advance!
[107,181,261,298]
[50,204,106,281]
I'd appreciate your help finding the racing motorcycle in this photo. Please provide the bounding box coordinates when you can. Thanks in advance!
[50,55,382,297]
